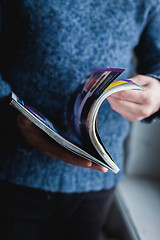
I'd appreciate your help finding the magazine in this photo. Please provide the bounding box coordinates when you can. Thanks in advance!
[10,68,143,173]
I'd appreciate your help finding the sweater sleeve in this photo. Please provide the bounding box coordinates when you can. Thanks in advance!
[0,1,11,98]
[0,3,30,155]
[135,2,160,123]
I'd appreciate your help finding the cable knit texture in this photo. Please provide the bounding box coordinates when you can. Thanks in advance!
[0,0,160,192]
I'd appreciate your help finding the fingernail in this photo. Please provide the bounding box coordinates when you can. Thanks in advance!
[102,168,108,173]
[87,161,92,167]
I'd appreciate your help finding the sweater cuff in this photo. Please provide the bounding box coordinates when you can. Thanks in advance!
[0,95,32,154]
[147,73,160,81]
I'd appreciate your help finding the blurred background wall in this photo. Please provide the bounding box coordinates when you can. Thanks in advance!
[103,121,160,240]
[125,121,160,179]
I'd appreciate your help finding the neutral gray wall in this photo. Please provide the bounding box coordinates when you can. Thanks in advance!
[125,121,160,179]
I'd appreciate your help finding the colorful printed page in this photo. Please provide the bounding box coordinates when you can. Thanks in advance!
[87,77,143,170]
[10,68,143,174]
[104,79,143,92]
[68,68,124,142]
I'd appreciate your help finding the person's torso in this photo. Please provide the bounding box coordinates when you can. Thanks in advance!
[1,0,151,128]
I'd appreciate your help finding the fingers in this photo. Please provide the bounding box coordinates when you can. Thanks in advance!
[90,163,108,172]
[44,140,108,172]
[130,74,151,85]
[17,115,108,172]
[107,74,153,104]
[17,114,33,127]
[107,75,160,121]
[17,114,43,135]
[108,95,152,121]
[108,89,144,104]
[37,134,108,172]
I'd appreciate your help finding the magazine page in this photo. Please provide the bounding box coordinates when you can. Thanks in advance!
[88,79,143,168]
[67,70,143,171]
[67,68,124,142]
[10,92,118,173]
[10,69,139,174]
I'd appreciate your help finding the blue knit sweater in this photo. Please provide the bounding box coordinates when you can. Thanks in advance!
[0,0,160,193]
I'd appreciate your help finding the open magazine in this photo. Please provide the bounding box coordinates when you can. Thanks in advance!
[10,68,143,173]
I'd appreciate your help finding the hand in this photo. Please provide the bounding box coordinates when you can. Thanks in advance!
[107,75,160,121]
[17,114,108,172]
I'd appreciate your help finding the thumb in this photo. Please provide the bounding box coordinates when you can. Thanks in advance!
[17,114,33,127]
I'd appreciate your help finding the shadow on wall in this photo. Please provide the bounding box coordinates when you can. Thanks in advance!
[125,121,160,179]
[102,121,160,240]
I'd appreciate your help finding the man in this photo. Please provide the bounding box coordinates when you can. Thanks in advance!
[0,1,160,239]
